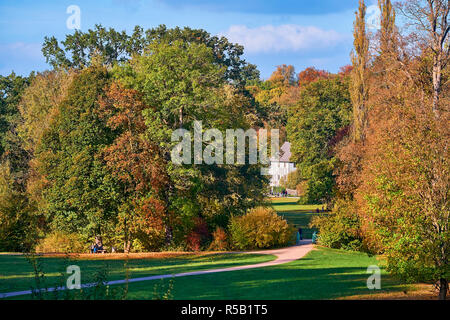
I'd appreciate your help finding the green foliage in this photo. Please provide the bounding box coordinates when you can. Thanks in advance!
[287,76,351,204]
[18,70,74,154]
[0,72,30,159]
[0,72,32,190]
[42,24,258,85]
[151,279,174,300]
[35,66,121,238]
[310,199,363,251]
[280,170,299,190]
[299,159,337,204]
[112,38,268,249]
[118,39,226,128]
[230,207,294,250]
[23,25,269,252]
[35,231,87,253]
[0,163,37,252]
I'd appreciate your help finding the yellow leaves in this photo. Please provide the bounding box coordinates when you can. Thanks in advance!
[230,206,293,249]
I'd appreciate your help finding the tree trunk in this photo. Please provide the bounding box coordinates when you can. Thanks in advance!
[439,278,448,300]
[165,225,173,246]
[123,240,132,254]
[432,51,442,118]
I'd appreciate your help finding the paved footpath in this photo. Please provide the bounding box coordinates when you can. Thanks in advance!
[0,240,313,299]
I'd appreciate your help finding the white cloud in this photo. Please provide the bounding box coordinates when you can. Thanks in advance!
[366,5,381,30]
[220,24,348,53]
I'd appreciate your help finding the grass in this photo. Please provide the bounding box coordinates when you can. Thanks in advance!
[271,197,325,239]
[1,198,424,300]
[115,247,413,300]
[1,247,415,300]
[0,253,275,294]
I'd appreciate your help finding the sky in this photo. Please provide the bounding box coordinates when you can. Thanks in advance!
[0,0,381,79]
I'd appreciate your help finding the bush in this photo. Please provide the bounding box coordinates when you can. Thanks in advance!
[185,217,210,251]
[208,227,229,251]
[229,207,294,250]
[35,231,87,253]
[310,199,363,251]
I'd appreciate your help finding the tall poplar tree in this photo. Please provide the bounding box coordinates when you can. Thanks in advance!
[378,0,396,55]
[350,0,370,143]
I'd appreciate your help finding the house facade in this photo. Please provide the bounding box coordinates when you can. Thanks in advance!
[268,142,297,189]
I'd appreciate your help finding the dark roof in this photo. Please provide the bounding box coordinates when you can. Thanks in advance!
[271,142,292,162]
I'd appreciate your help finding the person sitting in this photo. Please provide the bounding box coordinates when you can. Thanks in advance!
[91,236,107,253]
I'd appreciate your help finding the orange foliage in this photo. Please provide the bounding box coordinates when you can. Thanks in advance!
[298,67,329,87]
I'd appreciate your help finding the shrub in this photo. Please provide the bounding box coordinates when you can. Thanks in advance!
[229,207,294,250]
[35,231,87,253]
[208,227,229,251]
[185,217,210,251]
[310,199,363,251]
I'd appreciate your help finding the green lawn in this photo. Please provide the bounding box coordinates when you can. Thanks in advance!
[110,247,410,300]
[1,198,412,300]
[2,247,411,300]
[139,247,409,300]
[271,198,325,239]
[0,253,275,294]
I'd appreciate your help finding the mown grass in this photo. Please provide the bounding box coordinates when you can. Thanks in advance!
[2,247,413,300]
[271,198,325,239]
[122,247,411,300]
[0,253,275,294]
[1,198,415,300]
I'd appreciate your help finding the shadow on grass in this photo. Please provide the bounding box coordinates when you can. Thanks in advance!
[0,253,275,294]
[125,249,408,300]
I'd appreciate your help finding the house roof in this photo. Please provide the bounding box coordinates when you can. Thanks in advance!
[279,142,292,162]
[271,142,293,162]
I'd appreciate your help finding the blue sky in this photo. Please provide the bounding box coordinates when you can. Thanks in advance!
[0,0,380,78]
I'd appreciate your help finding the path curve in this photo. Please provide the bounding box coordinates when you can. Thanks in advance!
[0,240,313,299]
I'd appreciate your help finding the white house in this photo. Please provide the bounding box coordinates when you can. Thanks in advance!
[268,142,296,189]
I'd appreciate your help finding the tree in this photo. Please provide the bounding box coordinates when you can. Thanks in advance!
[18,70,74,154]
[378,0,396,55]
[311,198,363,251]
[0,72,30,183]
[268,65,297,87]
[0,73,30,153]
[298,67,329,87]
[98,82,170,251]
[351,0,370,143]
[358,95,449,300]
[42,24,259,86]
[34,66,121,238]
[111,39,267,249]
[397,0,449,117]
[287,76,352,204]
[350,0,448,299]
[0,162,37,252]
[42,25,133,69]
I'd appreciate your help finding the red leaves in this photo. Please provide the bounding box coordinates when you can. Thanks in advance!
[185,217,210,251]
[98,82,169,195]
[298,67,330,87]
